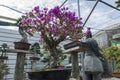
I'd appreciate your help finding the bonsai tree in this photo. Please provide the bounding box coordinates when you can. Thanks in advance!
[19,6,83,68]
[0,43,9,60]
[30,42,41,54]
[17,17,33,43]
[29,42,41,60]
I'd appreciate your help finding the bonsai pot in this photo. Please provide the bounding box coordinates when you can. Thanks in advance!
[64,41,86,49]
[112,72,120,78]
[27,69,71,80]
[14,42,31,50]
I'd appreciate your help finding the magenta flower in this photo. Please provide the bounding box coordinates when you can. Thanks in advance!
[19,6,84,68]
[86,27,92,34]
[34,6,40,12]
[20,6,83,43]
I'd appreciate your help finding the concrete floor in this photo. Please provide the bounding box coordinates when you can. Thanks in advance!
[70,77,120,80]
[102,77,120,80]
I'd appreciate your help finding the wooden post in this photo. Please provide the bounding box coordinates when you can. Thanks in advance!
[14,53,25,80]
[71,52,80,78]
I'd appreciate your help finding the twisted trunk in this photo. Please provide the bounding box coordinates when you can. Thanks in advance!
[19,27,28,43]
[49,45,59,68]
[43,34,65,68]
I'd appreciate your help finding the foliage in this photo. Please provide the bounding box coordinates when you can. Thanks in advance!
[0,43,9,57]
[0,43,9,80]
[40,43,67,68]
[30,42,41,54]
[19,6,83,68]
[102,44,120,72]
[0,62,9,80]
[115,0,120,8]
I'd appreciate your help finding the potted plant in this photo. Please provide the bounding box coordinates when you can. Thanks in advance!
[19,5,83,80]
[29,42,41,60]
[28,43,69,80]
[13,19,33,80]
[102,44,120,77]
[29,42,41,70]
[14,18,33,50]
[0,43,9,60]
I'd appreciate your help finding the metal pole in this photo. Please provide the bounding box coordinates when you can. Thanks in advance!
[77,0,86,80]
[0,4,24,14]
[77,0,80,18]
[100,0,120,11]
[0,16,17,21]
[83,0,99,27]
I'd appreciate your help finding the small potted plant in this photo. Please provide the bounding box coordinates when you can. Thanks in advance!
[29,42,41,60]
[0,43,9,60]
[14,18,33,50]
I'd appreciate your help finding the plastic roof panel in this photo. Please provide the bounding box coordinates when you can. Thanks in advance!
[0,0,119,32]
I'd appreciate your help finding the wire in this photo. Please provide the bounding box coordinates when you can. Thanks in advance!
[100,0,120,11]
[83,0,99,27]
[60,0,68,8]
[89,15,120,30]
[0,4,24,14]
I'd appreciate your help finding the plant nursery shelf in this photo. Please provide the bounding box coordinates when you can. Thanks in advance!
[5,49,33,54]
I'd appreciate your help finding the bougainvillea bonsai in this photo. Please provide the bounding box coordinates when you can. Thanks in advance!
[19,6,83,68]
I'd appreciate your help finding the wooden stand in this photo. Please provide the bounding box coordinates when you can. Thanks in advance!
[6,49,32,80]
[63,46,85,79]
[14,52,25,80]
[71,52,80,78]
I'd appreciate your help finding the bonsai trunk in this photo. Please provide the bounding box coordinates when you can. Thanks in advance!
[43,34,65,68]
[49,46,59,68]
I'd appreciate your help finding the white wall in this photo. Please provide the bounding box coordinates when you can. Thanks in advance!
[0,28,41,80]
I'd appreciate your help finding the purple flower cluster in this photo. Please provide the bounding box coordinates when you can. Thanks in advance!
[20,6,83,41]
[86,27,92,34]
